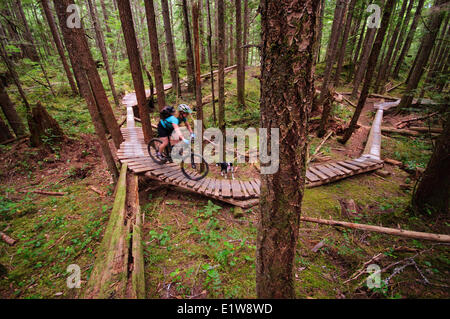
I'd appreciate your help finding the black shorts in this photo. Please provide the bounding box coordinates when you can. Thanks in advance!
[157,122,173,138]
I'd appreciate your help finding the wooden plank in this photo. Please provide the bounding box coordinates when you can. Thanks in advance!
[314,165,338,179]
[239,181,250,198]
[166,171,184,182]
[324,163,345,176]
[249,180,260,197]
[221,180,232,198]
[243,181,256,197]
[193,176,208,191]
[345,159,371,168]
[205,179,216,196]
[308,166,329,180]
[231,180,244,199]
[337,161,361,171]
[163,169,183,180]
[305,170,320,182]
[198,178,211,194]
[213,179,221,197]
[328,162,352,174]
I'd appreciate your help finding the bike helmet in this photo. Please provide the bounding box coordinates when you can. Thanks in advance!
[178,104,193,113]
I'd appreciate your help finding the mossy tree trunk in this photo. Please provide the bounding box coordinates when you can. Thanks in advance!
[257,0,318,298]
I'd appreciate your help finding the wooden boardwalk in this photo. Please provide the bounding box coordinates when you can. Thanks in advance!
[118,79,387,208]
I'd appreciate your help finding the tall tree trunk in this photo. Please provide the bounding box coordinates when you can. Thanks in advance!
[182,0,196,94]
[243,0,249,66]
[257,0,318,298]
[14,0,40,62]
[87,0,120,108]
[54,0,118,182]
[334,0,357,87]
[192,1,203,123]
[340,0,395,144]
[0,80,26,137]
[218,0,225,153]
[154,0,167,75]
[1,4,23,60]
[375,0,409,93]
[347,5,367,83]
[397,0,446,111]
[53,0,123,148]
[316,0,325,63]
[40,0,78,96]
[351,27,376,99]
[199,0,206,64]
[317,0,346,105]
[144,0,166,111]
[206,0,216,124]
[117,0,153,143]
[412,112,449,215]
[235,0,245,109]
[392,0,425,79]
[229,18,234,66]
[161,0,181,97]
[385,0,415,80]
[99,0,112,33]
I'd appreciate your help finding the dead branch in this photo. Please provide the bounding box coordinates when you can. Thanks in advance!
[0,231,16,245]
[300,216,450,243]
[395,112,439,128]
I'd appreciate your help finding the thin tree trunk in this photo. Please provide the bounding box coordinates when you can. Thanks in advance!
[243,0,249,66]
[334,0,357,87]
[351,27,376,99]
[40,0,78,96]
[182,0,196,93]
[14,0,40,62]
[199,0,206,64]
[0,112,14,142]
[318,0,346,105]
[375,0,409,93]
[392,0,425,79]
[397,0,446,111]
[144,0,166,111]
[161,0,181,97]
[348,7,367,83]
[386,0,415,80]
[192,1,203,123]
[235,0,245,109]
[218,0,225,154]
[117,0,153,143]
[340,0,395,144]
[0,81,26,137]
[257,0,318,298]
[206,0,216,124]
[87,0,120,108]
[99,0,112,33]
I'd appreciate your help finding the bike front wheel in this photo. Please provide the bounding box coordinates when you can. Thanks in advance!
[181,153,209,181]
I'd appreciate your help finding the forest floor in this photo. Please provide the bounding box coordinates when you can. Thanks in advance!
[0,66,448,299]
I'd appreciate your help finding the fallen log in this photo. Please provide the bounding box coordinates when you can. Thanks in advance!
[409,126,443,134]
[342,96,356,107]
[395,112,439,128]
[300,216,450,243]
[0,231,16,245]
[381,127,420,136]
[386,81,404,93]
[19,190,67,196]
[384,158,402,166]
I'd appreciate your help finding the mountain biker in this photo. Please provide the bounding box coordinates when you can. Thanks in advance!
[156,104,195,160]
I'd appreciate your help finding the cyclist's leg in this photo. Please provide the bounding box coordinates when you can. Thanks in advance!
[158,136,169,154]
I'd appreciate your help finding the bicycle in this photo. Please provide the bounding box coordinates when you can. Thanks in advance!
[147,136,209,181]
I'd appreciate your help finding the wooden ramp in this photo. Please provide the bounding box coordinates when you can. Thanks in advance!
[117,78,388,208]
[117,123,383,208]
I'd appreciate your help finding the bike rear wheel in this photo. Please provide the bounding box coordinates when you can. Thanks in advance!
[147,138,167,164]
[181,153,209,181]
